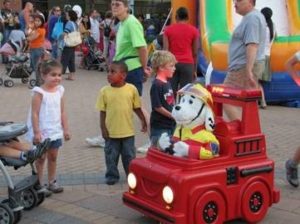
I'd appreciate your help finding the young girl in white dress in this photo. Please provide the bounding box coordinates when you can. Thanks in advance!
[26,59,70,195]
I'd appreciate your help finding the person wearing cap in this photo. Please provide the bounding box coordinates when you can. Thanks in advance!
[223,0,266,120]
[27,13,46,86]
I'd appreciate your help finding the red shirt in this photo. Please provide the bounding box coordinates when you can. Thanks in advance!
[164,23,199,63]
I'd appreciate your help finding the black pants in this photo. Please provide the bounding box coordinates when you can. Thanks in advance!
[61,47,75,73]
[171,63,194,95]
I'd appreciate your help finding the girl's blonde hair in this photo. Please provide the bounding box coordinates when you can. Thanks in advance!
[151,50,177,73]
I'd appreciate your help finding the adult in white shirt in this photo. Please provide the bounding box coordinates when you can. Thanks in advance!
[260,7,275,109]
[89,9,100,44]
[100,10,113,59]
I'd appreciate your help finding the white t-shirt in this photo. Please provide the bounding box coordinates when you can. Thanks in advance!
[264,24,275,56]
[26,85,64,142]
[89,17,100,43]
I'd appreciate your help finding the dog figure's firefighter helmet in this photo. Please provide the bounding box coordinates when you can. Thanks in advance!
[177,83,214,109]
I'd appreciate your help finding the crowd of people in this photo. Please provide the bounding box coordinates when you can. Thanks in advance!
[0,0,299,197]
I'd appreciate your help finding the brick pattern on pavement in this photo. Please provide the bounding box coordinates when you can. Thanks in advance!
[0,67,300,223]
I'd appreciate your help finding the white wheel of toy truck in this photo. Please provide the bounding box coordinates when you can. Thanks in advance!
[0,78,3,86]
[29,79,36,88]
[21,78,29,84]
[241,181,270,223]
[4,80,14,88]
[194,190,226,224]
[21,188,38,210]
[0,203,14,224]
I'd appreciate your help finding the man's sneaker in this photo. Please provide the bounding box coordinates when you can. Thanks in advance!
[285,159,299,188]
[48,180,64,193]
[25,138,51,163]
[36,184,52,197]
[85,136,105,147]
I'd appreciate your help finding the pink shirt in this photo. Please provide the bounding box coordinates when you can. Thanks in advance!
[164,23,199,64]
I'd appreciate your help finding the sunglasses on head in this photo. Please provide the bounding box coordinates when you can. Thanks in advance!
[111,2,122,7]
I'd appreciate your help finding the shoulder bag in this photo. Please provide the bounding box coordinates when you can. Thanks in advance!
[64,22,82,47]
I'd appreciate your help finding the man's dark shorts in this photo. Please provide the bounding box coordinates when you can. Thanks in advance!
[125,67,144,96]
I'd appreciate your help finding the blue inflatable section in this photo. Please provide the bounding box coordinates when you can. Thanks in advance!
[198,52,300,107]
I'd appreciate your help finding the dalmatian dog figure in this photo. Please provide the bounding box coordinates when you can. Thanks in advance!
[158,83,219,159]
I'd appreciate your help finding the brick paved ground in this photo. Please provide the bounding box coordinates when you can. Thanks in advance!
[0,66,300,223]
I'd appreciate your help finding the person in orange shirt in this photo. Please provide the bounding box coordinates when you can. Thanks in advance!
[27,13,46,86]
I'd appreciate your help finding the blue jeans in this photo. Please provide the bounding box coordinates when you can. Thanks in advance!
[49,139,62,149]
[30,48,44,86]
[1,29,12,64]
[104,136,135,181]
[51,40,58,59]
[150,127,175,147]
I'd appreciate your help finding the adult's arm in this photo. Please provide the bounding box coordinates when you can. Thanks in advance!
[137,46,151,77]
[245,43,258,87]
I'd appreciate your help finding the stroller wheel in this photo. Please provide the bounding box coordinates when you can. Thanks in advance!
[21,188,38,210]
[36,192,45,207]
[0,203,14,224]
[29,79,36,88]
[4,80,14,88]
[0,78,3,86]
[12,210,22,224]
[21,78,29,84]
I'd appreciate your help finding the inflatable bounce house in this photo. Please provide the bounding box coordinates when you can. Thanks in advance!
[171,0,300,106]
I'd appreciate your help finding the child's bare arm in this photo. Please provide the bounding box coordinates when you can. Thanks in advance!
[134,108,147,133]
[154,106,174,119]
[100,111,109,139]
[26,29,39,41]
[31,92,42,144]
[61,96,71,141]
[286,54,299,77]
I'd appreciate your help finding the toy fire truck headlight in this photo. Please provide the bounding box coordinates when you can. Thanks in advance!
[162,186,174,204]
[127,173,137,189]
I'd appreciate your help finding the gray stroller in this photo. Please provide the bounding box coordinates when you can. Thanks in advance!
[0,40,35,88]
[0,122,47,224]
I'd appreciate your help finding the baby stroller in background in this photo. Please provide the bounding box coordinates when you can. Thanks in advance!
[81,37,106,71]
[0,122,46,224]
[0,40,34,88]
